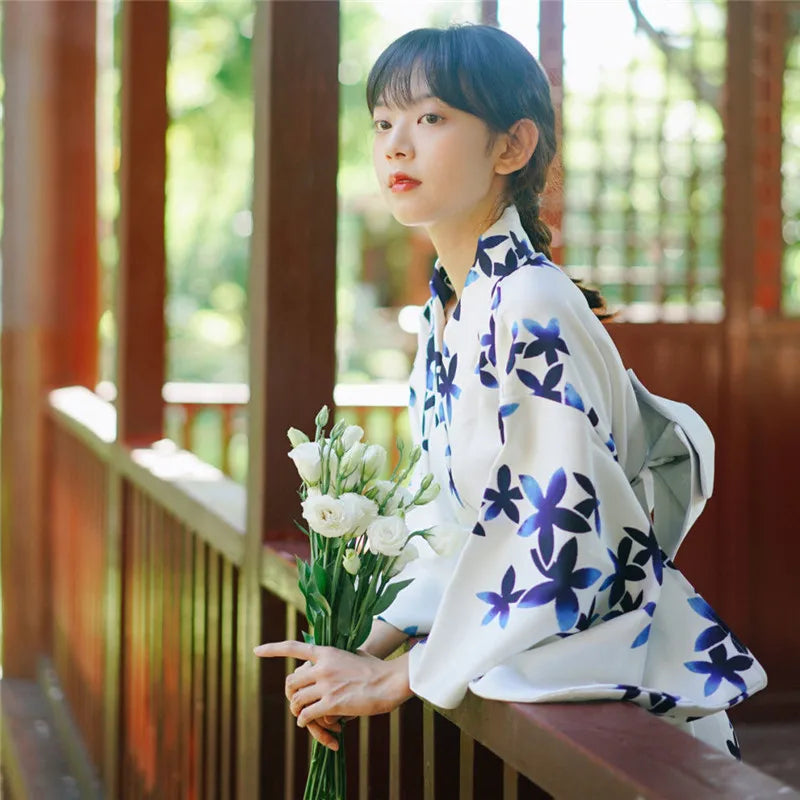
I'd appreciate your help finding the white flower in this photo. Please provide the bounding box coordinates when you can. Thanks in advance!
[339,442,366,478]
[288,442,322,484]
[320,443,339,484]
[416,478,440,505]
[315,406,329,428]
[341,425,364,451]
[305,485,322,499]
[366,514,408,557]
[426,523,470,557]
[388,542,418,577]
[363,444,387,480]
[287,427,310,447]
[340,493,379,535]
[373,480,412,514]
[342,549,361,575]
[301,494,360,539]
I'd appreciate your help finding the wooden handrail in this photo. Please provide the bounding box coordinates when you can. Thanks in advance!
[45,386,799,799]
[49,387,246,566]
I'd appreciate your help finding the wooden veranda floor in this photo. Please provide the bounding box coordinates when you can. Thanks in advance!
[738,723,800,791]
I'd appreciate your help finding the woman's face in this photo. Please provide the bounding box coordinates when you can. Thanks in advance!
[371,74,505,229]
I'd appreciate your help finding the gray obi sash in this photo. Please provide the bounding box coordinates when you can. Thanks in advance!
[626,369,715,560]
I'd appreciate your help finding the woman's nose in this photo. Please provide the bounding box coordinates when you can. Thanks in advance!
[385,127,412,160]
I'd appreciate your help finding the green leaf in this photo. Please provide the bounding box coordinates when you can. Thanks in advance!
[371,579,413,617]
[302,630,315,645]
[312,562,329,597]
[336,580,356,633]
[352,613,374,650]
[311,591,332,616]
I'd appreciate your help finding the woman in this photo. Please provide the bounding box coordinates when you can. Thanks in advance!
[255,24,766,757]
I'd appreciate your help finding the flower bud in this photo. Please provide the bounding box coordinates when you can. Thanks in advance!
[287,427,310,448]
[339,442,366,478]
[315,405,329,429]
[330,419,347,439]
[342,549,361,575]
[363,444,387,480]
[388,542,418,577]
[341,425,364,451]
[417,480,440,505]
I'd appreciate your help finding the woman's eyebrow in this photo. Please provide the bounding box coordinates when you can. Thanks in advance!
[374,92,437,109]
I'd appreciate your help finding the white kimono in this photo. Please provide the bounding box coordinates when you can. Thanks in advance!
[379,204,766,757]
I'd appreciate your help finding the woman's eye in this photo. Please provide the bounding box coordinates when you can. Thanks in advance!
[420,113,441,125]
[373,119,390,132]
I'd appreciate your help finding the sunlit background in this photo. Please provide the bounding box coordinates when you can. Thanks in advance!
[86,0,799,479]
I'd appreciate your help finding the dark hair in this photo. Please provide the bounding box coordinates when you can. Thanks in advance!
[366,24,615,321]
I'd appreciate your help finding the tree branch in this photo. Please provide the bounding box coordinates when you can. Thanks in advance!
[627,0,721,114]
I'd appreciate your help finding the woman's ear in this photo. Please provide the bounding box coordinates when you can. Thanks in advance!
[495,119,539,175]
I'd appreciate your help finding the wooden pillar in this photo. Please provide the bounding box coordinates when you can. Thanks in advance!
[115,0,169,446]
[751,1,788,316]
[104,2,169,794]
[538,0,565,265]
[719,2,756,639]
[1,0,98,678]
[239,2,339,797]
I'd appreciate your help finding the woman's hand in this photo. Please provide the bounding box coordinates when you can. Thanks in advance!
[254,641,412,749]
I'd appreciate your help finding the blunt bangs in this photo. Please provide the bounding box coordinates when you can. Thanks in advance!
[366,26,518,132]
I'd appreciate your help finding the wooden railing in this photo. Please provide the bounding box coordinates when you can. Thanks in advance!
[46,386,798,799]
[97,381,410,482]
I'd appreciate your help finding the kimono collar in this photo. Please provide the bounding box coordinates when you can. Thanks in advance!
[428,204,539,307]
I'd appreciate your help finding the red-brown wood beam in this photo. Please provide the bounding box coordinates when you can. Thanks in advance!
[538,0,565,266]
[752,1,787,316]
[115,0,169,446]
[720,1,756,642]
[240,2,339,797]
[1,0,98,677]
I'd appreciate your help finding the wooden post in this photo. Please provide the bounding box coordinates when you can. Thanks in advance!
[538,0,565,266]
[751,1,788,316]
[239,2,339,797]
[720,2,756,638]
[115,0,169,447]
[105,1,169,794]
[1,0,98,678]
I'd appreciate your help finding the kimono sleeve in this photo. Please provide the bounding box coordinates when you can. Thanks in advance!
[407,276,657,709]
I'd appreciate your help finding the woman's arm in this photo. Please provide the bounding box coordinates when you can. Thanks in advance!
[359,617,410,659]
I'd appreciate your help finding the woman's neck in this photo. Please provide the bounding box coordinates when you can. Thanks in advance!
[425,197,506,301]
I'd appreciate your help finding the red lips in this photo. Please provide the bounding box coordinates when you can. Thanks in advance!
[389,172,421,189]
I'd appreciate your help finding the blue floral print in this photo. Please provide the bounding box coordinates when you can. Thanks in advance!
[517,468,592,564]
[598,537,647,608]
[520,538,602,632]
[688,596,748,654]
[685,644,754,697]
[477,565,525,629]
[482,465,523,523]
[521,318,570,365]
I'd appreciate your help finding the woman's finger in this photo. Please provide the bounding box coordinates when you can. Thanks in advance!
[306,721,339,751]
[319,715,343,731]
[254,640,318,663]
[285,662,315,701]
[290,685,323,718]
[297,697,333,729]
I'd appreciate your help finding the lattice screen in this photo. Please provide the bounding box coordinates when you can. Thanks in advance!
[561,1,726,322]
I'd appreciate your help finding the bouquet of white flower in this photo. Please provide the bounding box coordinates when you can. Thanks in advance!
[287,406,441,800]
